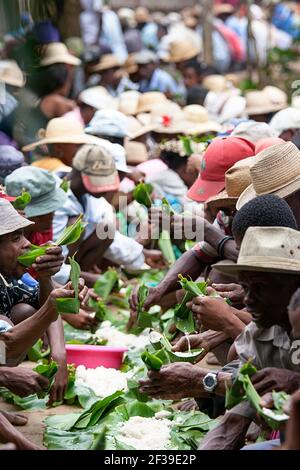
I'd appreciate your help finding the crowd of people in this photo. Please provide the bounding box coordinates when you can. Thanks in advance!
[1,0,300,451]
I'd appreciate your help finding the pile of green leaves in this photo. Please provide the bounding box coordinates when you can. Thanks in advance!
[226,362,290,430]
[12,191,31,210]
[18,215,85,267]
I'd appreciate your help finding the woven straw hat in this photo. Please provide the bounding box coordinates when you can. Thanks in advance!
[118,91,141,116]
[206,159,253,210]
[22,116,105,152]
[138,101,186,134]
[126,116,157,140]
[246,87,287,116]
[125,140,148,164]
[78,86,117,110]
[163,39,200,63]
[91,54,122,72]
[203,75,227,93]
[182,105,221,134]
[136,92,168,114]
[0,198,33,236]
[40,42,81,66]
[213,226,300,275]
[0,60,25,88]
[236,142,300,210]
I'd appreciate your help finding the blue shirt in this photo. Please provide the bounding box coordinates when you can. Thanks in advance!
[139,68,180,95]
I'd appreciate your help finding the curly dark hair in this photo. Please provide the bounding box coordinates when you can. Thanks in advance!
[232,194,298,239]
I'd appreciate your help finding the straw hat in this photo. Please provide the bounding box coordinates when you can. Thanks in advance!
[246,87,288,116]
[0,60,25,88]
[91,54,122,72]
[0,198,33,236]
[203,75,227,93]
[126,116,157,140]
[206,160,253,210]
[269,107,300,137]
[123,54,138,75]
[22,116,104,152]
[125,140,148,164]
[118,90,141,116]
[236,142,300,210]
[163,39,200,63]
[182,105,221,134]
[40,42,81,66]
[213,226,300,275]
[136,92,168,114]
[78,86,117,110]
[138,101,186,134]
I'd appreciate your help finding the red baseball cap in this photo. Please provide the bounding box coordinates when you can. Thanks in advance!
[255,137,284,155]
[187,137,255,202]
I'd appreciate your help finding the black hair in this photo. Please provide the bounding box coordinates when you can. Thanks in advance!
[28,63,69,97]
[183,60,219,77]
[232,194,298,240]
[186,85,208,106]
[160,150,187,171]
[288,287,300,312]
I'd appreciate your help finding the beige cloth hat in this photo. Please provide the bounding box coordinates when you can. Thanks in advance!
[163,39,200,63]
[182,105,221,134]
[125,139,148,164]
[246,86,287,116]
[78,86,117,110]
[126,116,157,140]
[118,90,141,116]
[236,142,300,210]
[0,60,25,88]
[91,54,122,72]
[203,75,228,93]
[0,198,33,236]
[213,226,300,275]
[22,116,104,152]
[138,101,186,134]
[137,92,168,114]
[206,160,253,210]
[40,42,81,66]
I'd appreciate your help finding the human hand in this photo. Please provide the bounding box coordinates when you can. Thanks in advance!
[188,295,236,333]
[211,283,245,306]
[32,245,64,279]
[47,361,68,405]
[252,368,300,395]
[62,309,98,330]
[2,367,49,397]
[138,362,205,400]
[128,285,161,330]
[143,249,167,269]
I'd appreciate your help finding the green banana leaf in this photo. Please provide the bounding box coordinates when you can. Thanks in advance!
[133,182,153,208]
[93,268,119,301]
[27,338,50,362]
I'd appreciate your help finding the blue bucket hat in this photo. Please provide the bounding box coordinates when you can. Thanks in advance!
[5,166,67,218]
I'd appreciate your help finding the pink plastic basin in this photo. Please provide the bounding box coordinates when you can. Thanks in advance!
[65,344,128,369]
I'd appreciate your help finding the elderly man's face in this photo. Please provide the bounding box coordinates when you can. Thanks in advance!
[239,271,300,329]
[0,230,31,279]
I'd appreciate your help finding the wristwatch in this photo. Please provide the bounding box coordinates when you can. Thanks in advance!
[202,371,218,393]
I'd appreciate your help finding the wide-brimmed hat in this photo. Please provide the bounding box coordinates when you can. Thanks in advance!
[163,39,200,63]
[5,167,67,218]
[213,226,300,275]
[0,60,25,88]
[237,142,300,209]
[132,50,158,65]
[231,121,277,143]
[85,109,129,138]
[78,86,117,110]
[91,54,122,72]
[202,75,228,93]
[254,137,285,154]
[182,105,221,134]
[40,42,81,66]
[125,140,148,164]
[22,117,104,152]
[187,137,255,202]
[73,145,120,193]
[136,92,168,114]
[126,116,158,140]
[246,87,287,116]
[0,198,33,236]
[135,6,151,23]
[269,107,300,137]
[206,159,253,211]
[138,101,186,135]
[118,91,141,116]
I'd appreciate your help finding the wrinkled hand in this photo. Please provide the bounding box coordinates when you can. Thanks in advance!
[188,295,235,332]
[139,363,205,400]
[172,333,207,353]
[211,283,245,306]
[143,249,167,269]
[252,368,300,395]
[3,367,49,397]
[47,362,68,405]
[127,170,146,184]
[62,309,98,330]
[128,285,160,330]
[32,245,64,279]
